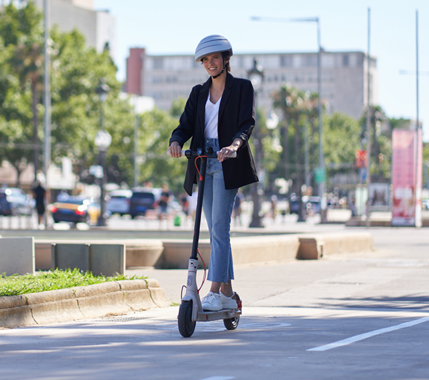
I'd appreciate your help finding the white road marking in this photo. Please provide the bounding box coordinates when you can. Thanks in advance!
[199,377,235,380]
[307,316,429,352]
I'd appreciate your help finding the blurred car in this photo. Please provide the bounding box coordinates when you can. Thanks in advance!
[289,194,301,214]
[129,188,161,219]
[50,197,99,225]
[0,187,34,216]
[307,196,321,214]
[289,194,321,215]
[107,189,132,216]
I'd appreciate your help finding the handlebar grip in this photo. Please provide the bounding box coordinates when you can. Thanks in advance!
[166,150,186,156]
[166,150,237,158]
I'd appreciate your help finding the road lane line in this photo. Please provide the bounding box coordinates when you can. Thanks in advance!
[199,377,235,380]
[307,316,429,352]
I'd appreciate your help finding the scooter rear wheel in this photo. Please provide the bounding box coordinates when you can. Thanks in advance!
[224,316,240,330]
[178,300,196,337]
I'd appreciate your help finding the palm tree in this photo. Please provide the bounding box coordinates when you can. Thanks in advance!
[272,84,296,181]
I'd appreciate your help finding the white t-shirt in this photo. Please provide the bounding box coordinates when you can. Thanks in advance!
[204,91,221,138]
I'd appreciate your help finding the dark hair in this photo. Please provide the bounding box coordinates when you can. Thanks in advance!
[221,51,231,73]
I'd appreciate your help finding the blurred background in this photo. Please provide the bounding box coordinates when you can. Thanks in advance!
[0,0,428,230]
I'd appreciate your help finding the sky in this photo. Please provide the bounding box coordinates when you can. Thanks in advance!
[94,0,429,141]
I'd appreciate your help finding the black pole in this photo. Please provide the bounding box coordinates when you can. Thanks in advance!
[97,103,106,226]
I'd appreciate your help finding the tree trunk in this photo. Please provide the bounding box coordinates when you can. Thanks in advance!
[282,121,289,181]
[12,163,22,188]
[294,117,300,193]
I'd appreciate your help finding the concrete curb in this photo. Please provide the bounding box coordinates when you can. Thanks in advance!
[0,279,170,328]
[34,232,375,270]
[297,232,373,259]
[35,239,164,270]
[346,217,429,227]
[161,232,372,268]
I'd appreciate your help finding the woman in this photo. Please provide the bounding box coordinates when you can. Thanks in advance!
[168,35,258,311]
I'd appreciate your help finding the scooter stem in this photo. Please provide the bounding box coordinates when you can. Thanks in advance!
[191,155,207,260]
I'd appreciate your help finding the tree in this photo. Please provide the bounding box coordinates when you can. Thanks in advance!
[0,3,139,187]
[49,27,126,170]
[323,112,361,178]
[136,108,187,193]
[272,84,321,194]
[0,2,189,191]
[0,2,44,184]
[170,97,187,118]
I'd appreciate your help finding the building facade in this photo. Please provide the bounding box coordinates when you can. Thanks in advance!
[2,0,117,58]
[126,49,378,119]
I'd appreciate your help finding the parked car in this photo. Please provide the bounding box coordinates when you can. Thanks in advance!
[129,188,161,219]
[0,188,34,216]
[106,189,132,216]
[50,197,99,225]
[289,194,301,214]
[307,196,321,214]
[289,194,321,215]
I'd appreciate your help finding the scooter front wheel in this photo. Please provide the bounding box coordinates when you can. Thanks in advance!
[224,316,240,330]
[178,300,196,337]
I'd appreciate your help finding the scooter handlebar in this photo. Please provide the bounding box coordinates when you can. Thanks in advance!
[167,149,237,158]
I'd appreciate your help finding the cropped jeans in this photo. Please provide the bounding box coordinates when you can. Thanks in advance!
[202,138,238,284]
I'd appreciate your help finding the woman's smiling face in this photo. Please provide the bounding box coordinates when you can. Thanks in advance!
[202,52,226,77]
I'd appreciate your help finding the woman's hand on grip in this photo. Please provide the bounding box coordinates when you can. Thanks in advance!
[218,138,242,162]
[169,142,182,158]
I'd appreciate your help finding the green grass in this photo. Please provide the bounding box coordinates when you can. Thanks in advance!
[0,269,147,297]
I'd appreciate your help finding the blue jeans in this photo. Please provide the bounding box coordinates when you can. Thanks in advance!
[203,139,238,283]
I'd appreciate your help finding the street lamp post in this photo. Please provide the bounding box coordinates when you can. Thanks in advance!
[94,79,111,227]
[248,58,265,228]
[251,16,326,219]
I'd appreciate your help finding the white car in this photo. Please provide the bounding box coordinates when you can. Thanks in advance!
[106,189,132,216]
[0,187,34,216]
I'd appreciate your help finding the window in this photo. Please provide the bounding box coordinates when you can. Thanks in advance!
[303,55,317,67]
[280,55,293,67]
[153,57,164,69]
[342,54,349,67]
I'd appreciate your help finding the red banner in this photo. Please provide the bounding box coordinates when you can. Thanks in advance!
[391,129,422,226]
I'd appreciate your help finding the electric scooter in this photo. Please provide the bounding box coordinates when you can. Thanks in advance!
[169,148,242,338]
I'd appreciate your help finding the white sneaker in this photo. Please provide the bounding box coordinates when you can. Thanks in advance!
[220,291,239,309]
[201,292,222,311]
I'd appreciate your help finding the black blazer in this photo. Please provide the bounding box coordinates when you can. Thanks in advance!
[170,73,259,195]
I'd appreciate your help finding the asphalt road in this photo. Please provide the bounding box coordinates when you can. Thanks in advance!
[1,224,429,379]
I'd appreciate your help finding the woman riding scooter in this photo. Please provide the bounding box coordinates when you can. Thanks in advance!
[168,35,258,311]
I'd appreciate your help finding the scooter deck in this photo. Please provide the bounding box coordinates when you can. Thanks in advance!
[197,308,242,322]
